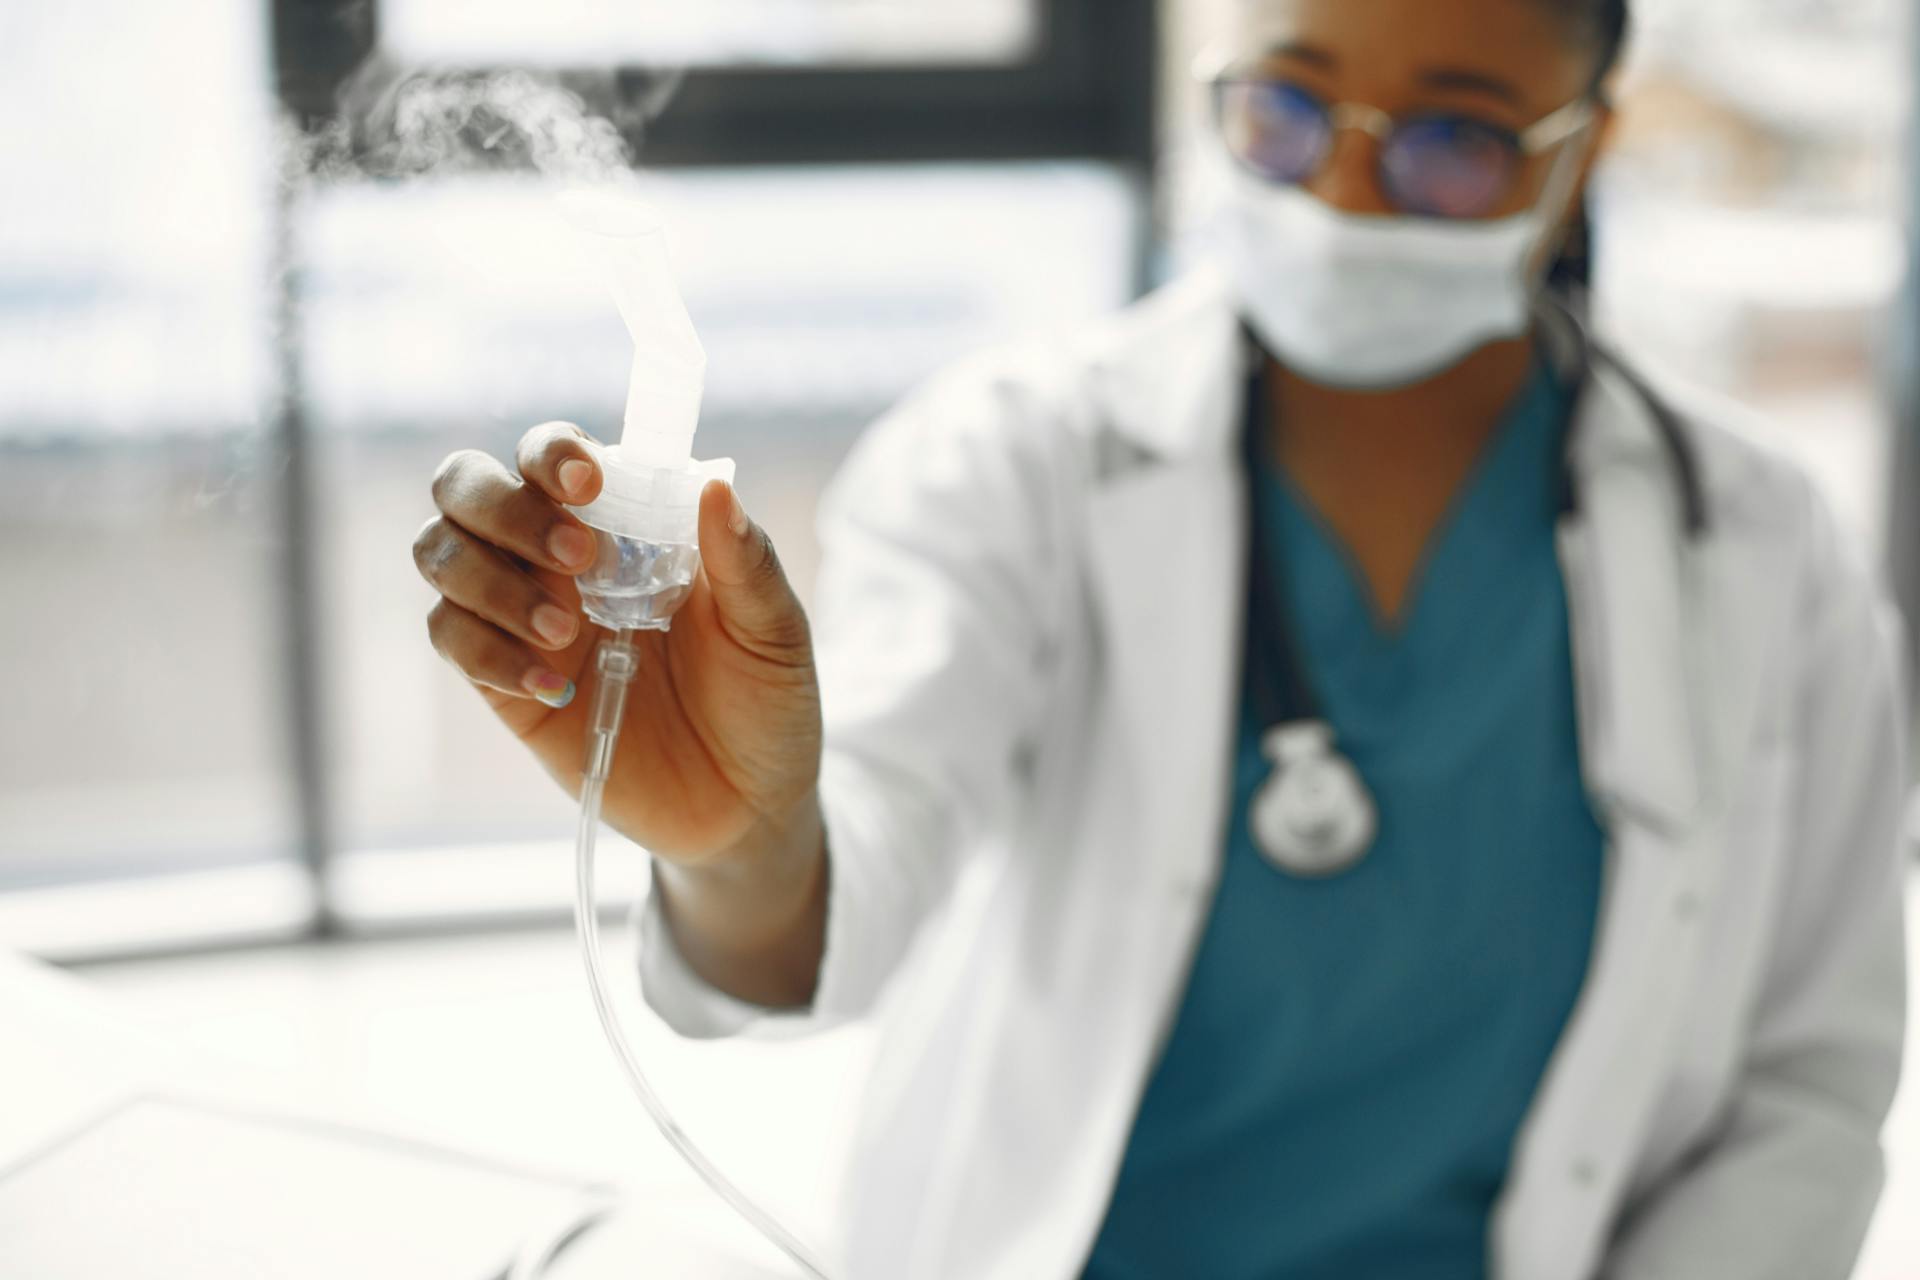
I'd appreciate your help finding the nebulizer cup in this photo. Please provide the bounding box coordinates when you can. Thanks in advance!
[531,188,829,1280]
[556,187,734,632]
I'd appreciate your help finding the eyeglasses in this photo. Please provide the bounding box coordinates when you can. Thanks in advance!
[1205,70,1593,220]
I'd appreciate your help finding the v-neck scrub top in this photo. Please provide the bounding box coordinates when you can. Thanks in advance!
[1083,355,1607,1280]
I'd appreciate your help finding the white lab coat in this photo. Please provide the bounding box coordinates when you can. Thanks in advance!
[636,268,1910,1280]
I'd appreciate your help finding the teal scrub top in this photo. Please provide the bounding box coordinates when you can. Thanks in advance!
[1082,355,1607,1280]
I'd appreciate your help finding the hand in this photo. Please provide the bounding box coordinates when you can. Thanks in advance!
[413,422,823,868]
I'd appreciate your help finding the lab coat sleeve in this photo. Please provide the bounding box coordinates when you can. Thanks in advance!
[1600,485,1911,1280]
[635,350,1075,1038]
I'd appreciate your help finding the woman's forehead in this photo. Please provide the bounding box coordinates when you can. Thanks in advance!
[1227,0,1590,108]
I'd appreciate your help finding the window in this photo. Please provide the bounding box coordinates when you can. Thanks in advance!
[0,0,302,925]
[1,0,1156,957]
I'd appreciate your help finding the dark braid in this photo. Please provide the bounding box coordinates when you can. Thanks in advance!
[1542,0,1630,292]
[1545,0,1631,92]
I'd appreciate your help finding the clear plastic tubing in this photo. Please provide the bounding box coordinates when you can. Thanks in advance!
[572,622,832,1280]
[557,185,832,1278]
[552,188,829,1280]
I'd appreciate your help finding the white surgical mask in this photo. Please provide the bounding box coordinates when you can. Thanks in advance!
[1214,143,1586,390]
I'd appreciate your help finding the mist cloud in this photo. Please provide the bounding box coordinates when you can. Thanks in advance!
[280,59,686,188]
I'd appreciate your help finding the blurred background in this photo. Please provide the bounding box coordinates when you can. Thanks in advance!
[0,0,1915,1273]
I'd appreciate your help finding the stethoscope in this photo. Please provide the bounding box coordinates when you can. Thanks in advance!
[1241,295,1710,879]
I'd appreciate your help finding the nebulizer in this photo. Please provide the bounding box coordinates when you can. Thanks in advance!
[537,188,831,1279]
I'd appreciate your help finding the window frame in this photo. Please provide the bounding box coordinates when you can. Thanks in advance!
[273,0,1158,167]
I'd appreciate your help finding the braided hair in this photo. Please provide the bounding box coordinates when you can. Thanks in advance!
[1543,0,1631,291]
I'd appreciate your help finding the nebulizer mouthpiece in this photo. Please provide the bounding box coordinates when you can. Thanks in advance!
[556,188,734,632]
[531,189,830,1280]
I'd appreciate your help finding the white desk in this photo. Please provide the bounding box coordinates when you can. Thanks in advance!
[0,949,816,1277]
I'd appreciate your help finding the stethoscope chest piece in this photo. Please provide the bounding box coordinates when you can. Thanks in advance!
[1250,721,1377,878]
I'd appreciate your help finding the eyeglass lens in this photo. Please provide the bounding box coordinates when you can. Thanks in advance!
[1217,80,1523,219]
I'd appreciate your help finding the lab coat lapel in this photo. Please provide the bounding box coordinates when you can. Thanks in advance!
[1560,409,1705,835]
[1496,366,1725,1279]
[1080,270,1248,901]
[1084,464,1245,898]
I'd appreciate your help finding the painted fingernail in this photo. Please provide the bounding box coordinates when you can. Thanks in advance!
[727,486,750,538]
[524,668,575,708]
[558,458,593,500]
[550,524,594,567]
[532,603,576,647]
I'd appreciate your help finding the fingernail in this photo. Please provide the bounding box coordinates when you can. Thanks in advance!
[559,458,593,500]
[523,668,575,708]
[532,603,576,647]
[550,524,594,567]
[727,486,750,538]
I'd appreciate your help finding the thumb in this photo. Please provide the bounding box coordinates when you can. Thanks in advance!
[697,480,812,661]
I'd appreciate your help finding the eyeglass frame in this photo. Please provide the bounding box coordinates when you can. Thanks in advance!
[1193,48,1597,210]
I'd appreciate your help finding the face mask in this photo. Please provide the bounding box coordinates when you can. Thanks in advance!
[1214,143,1586,390]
